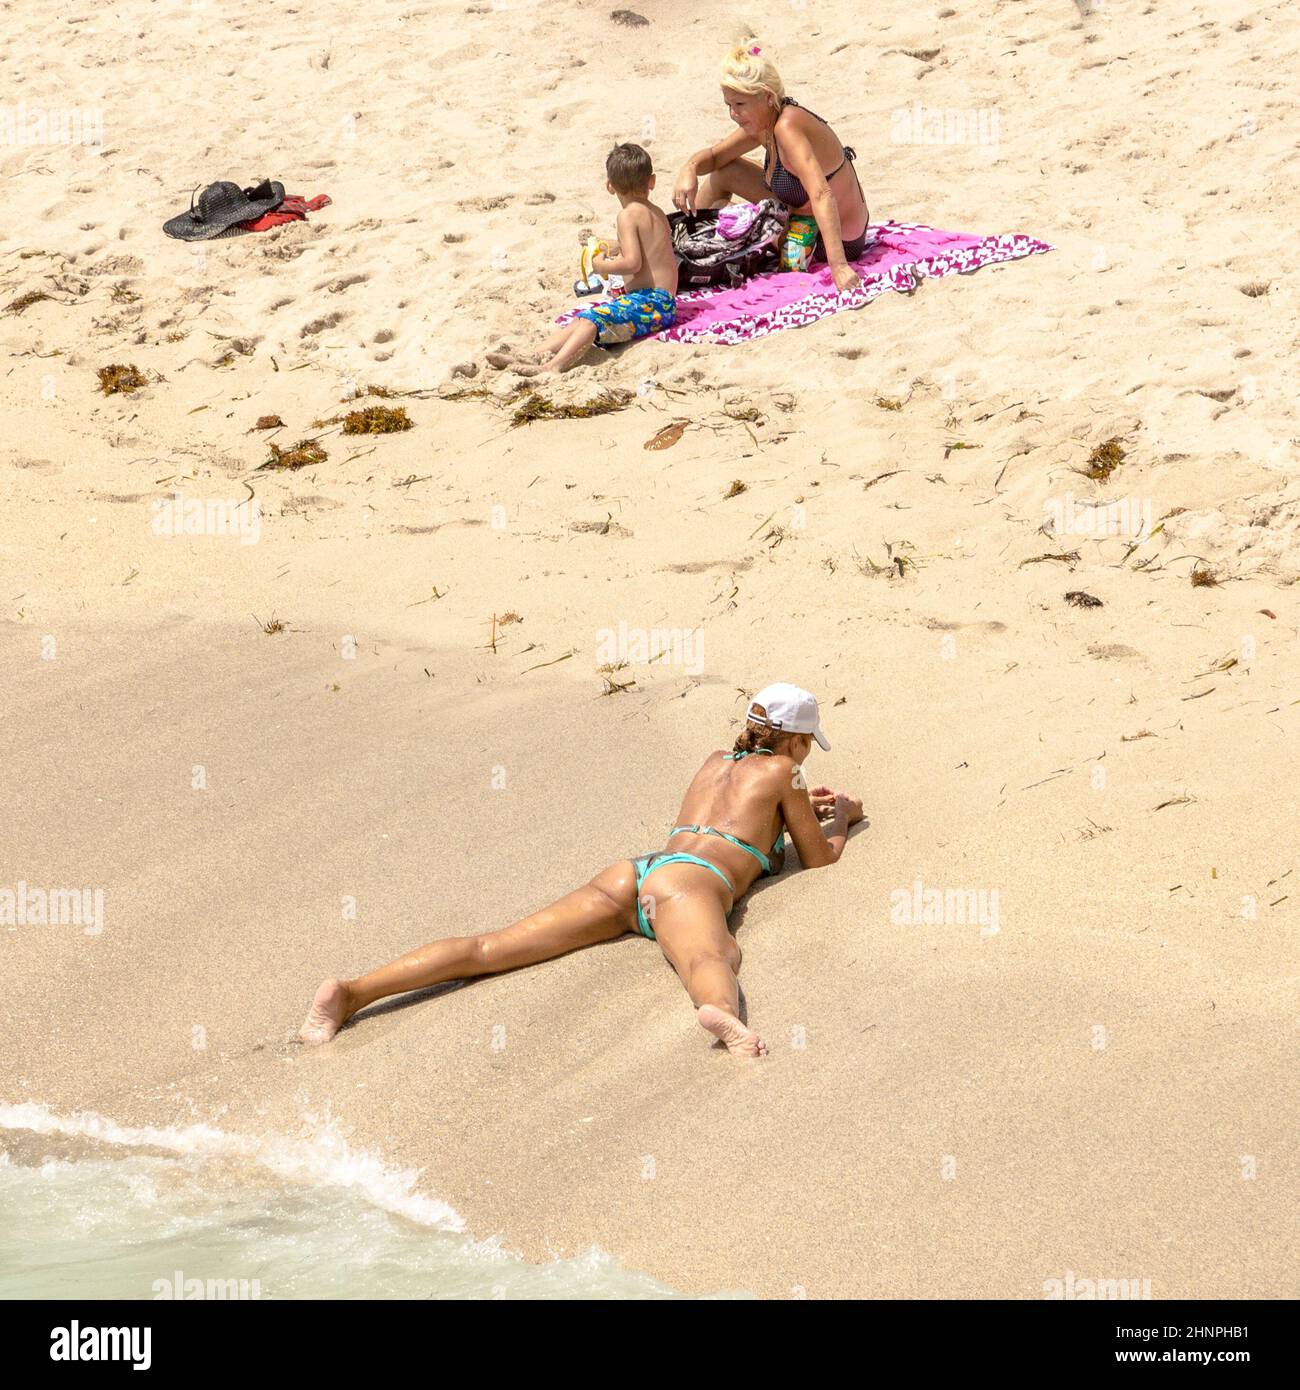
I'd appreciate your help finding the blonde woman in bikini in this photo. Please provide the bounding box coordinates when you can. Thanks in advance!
[672,38,870,294]
[300,685,864,1058]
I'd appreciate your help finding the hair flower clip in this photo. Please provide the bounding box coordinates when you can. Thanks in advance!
[749,44,762,55]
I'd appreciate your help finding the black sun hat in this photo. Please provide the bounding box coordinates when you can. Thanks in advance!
[163,179,286,241]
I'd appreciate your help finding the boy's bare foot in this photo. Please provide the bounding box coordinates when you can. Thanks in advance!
[697,1004,768,1058]
[487,341,542,366]
[298,978,355,1044]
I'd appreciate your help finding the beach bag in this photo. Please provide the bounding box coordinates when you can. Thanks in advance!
[669,200,790,289]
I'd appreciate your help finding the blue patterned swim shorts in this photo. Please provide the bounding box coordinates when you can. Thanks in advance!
[576,287,676,345]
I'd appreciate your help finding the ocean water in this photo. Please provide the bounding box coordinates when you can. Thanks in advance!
[0,1104,749,1300]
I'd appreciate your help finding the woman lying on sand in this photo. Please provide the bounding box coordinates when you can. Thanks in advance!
[300,684,863,1057]
[674,37,868,294]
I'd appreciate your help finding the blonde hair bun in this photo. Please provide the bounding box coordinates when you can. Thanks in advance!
[720,36,785,103]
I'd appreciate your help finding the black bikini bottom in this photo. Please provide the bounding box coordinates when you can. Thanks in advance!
[812,224,871,264]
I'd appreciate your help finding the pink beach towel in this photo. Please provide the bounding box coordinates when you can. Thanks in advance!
[558,221,1053,346]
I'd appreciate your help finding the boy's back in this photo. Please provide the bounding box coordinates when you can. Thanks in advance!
[619,198,679,297]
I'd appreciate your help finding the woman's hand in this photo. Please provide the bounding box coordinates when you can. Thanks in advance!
[673,167,699,215]
[812,785,863,826]
[810,785,837,821]
[830,261,861,294]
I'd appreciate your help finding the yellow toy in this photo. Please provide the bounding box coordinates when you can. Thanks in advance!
[574,237,608,297]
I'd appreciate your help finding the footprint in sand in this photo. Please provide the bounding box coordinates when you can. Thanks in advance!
[925,618,1008,633]
[662,558,755,575]
[458,194,513,212]
[324,274,368,294]
[288,495,343,512]
[542,102,592,131]
[301,311,344,338]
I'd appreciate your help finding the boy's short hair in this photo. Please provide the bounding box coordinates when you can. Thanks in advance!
[606,143,653,194]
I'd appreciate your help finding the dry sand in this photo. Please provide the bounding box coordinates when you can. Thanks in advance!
[2,0,1297,1297]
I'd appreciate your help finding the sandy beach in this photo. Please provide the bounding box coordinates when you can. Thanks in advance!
[3,0,1298,1298]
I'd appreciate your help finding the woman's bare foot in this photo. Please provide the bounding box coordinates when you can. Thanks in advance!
[298,978,355,1044]
[697,1004,768,1058]
[511,361,550,377]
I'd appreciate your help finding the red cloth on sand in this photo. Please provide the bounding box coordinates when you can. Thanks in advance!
[236,193,331,233]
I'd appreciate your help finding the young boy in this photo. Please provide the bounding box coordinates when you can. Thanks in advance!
[487,144,678,375]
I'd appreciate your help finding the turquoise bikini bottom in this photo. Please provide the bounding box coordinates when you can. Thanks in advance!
[631,826,788,939]
[632,851,734,940]
[633,748,787,940]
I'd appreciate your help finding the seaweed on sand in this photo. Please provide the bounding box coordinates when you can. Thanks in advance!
[510,391,631,428]
[1020,550,1081,568]
[570,514,630,537]
[1083,437,1126,481]
[442,386,497,401]
[598,662,636,695]
[5,290,52,315]
[96,363,147,395]
[265,439,328,470]
[341,404,413,435]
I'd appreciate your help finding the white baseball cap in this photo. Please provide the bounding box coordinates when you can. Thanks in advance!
[746,683,830,750]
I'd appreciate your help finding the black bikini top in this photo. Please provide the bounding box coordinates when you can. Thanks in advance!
[764,97,857,209]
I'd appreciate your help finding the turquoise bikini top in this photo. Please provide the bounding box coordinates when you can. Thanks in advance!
[669,748,787,874]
